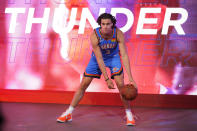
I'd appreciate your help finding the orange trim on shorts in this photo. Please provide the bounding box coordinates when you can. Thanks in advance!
[84,72,101,77]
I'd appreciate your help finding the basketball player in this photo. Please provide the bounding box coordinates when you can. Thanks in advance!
[57,13,137,126]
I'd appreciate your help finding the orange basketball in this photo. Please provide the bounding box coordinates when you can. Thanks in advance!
[121,84,138,101]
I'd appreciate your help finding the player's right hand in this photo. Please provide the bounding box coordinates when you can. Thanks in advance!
[106,79,115,89]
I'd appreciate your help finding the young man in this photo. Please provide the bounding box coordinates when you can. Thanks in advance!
[57,13,137,126]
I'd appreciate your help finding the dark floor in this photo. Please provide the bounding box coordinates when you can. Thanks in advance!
[0,102,197,131]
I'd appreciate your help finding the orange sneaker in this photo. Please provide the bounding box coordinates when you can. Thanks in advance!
[126,117,136,126]
[57,113,72,123]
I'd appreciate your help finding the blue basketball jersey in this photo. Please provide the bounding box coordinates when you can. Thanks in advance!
[84,27,123,79]
[93,27,119,58]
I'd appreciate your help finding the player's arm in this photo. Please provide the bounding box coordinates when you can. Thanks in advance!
[117,29,137,89]
[90,31,115,89]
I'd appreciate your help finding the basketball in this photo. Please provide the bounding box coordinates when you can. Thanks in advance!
[121,84,138,101]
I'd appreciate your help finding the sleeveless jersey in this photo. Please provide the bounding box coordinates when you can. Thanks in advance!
[93,27,119,58]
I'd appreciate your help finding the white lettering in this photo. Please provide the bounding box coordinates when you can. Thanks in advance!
[5,8,26,33]
[25,8,50,33]
[162,8,188,35]
[136,8,161,34]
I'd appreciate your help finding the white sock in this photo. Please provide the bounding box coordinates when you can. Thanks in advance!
[125,109,133,121]
[61,105,74,116]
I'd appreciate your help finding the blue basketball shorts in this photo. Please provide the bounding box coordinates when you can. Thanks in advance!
[84,53,123,79]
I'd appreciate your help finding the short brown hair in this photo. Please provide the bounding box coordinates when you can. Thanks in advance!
[97,13,116,28]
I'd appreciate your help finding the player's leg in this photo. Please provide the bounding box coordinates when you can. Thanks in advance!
[70,76,93,107]
[113,73,130,109]
[108,54,130,109]
[57,55,101,123]
[71,54,100,108]
[56,76,93,123]
[109,54,135,125]
[114,74,136,126]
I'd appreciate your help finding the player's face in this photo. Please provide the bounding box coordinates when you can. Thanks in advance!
[100,19,113,34]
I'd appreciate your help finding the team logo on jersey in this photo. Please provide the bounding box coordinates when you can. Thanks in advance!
[113,67,119,72]
[111,38,116,42]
